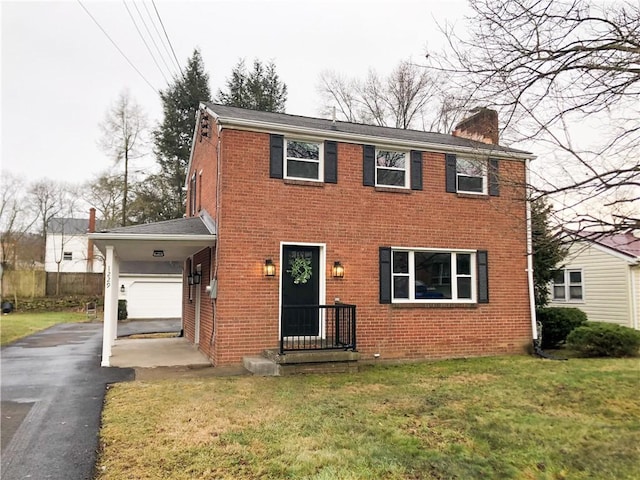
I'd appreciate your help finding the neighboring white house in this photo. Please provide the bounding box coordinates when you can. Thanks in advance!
[45,217,104,273]
[549,230,640,330]
[46,212,183,319]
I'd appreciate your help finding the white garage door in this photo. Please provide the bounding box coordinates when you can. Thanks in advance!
[127,281,182,319]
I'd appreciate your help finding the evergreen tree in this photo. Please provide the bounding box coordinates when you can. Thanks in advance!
[153,49,211,219]
[531,198,567,307]
[217,59,287,113]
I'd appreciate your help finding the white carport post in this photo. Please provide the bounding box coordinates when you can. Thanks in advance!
[101,245,120,367]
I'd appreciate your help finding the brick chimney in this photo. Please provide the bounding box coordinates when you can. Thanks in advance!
[452,107,499,145]
[87,208,96,272]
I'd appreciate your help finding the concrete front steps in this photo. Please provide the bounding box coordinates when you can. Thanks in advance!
[243,349,360,376]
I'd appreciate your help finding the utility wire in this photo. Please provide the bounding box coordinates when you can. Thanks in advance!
[151,0,184,80]
[143,0,181,81]
[122,0,170,85]
[132,0,178,81]
[77,0,158,94]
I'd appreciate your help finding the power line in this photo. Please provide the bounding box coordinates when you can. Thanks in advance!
[142,0,181,81]
[77,0,158,94]
[122,0,170,85]
[151,0,184,80]
[132,0,178,81]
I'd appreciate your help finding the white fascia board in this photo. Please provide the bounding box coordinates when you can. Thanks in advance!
[210,111,535,162]
[88,233,216,242]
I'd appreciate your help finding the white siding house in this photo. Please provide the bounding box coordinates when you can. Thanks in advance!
[550,231,640,330]
[45,218,104,273]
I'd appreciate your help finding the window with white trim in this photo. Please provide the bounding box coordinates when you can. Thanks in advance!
[392,249,476,302]
[285,139,323,181]
[456,158,487,194]
[376,149,408,188]
[552,269,583,301]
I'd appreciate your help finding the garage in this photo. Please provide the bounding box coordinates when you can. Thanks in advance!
[124,279,182,319]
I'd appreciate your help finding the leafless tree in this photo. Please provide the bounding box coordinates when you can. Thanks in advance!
[84,170,126,229]
[27,180,80,241]
[431,0,640,234]
[99,89,148,227]
[0,171,37,298]
[317,60,465,132]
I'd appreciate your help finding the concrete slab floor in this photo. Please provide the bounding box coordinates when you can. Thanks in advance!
[110,337,211,368]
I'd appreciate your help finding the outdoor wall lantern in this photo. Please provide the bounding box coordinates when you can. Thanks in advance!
[120,284,125,293]
[332,261,345,278]
[192,272,202,285]
[264,259,276,277]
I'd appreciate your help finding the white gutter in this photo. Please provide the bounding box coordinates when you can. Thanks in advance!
[88,233,215,242]
[203,104,536,162]
[525,158,538,342]
[630,265,638,330]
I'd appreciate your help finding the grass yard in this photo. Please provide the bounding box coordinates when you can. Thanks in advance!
[97,356,640,480]
[0,311,89,345]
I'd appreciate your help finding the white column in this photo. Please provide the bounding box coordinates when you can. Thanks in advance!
[101,245,119,367]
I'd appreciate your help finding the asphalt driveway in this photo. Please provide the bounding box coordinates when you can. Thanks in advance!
[1,321,134,480]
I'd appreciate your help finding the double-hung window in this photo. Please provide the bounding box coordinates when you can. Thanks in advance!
[552,269,583,301]
[376,149,408,188]
[392,249,476,302]
[456,158,487,194]
[285,139,323,181]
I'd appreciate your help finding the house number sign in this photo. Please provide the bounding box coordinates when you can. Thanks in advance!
[106,266,111,289]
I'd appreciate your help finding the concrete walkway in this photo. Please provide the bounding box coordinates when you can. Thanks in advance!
[110,337,211,368]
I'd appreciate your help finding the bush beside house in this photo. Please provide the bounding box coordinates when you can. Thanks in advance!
[537,307,588,348]
[567,322,640,357]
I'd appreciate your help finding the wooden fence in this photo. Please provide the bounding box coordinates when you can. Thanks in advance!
[1,270,103,297]
[1,270,46,298]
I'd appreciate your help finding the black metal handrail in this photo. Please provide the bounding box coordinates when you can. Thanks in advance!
[280,304,356,354]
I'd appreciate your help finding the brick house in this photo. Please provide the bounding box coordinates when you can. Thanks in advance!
[93,104,537,369]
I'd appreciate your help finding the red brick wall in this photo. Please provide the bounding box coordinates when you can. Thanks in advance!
[185,127,532,366]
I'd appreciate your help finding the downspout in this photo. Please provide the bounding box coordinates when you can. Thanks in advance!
[630,264,638,330]
[209,121,223,353]
[526,159,565,360]
[525,159,538,347]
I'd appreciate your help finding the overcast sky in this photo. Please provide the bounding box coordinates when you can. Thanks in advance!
[1,0,468,186]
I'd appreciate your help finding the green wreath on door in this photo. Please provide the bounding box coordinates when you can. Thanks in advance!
[287,257,312,284]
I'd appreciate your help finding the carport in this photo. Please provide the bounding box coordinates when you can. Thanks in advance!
[89,214,216,367]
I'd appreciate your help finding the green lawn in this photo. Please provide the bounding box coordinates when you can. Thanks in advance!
[0,311,89,345]
[97,356,640,480]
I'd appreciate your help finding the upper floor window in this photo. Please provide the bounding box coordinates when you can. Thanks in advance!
[391,249,476,302]
[552,269,583,301]
[285,140,323,181]
[456,158,487,194]
[446,154,499,196]
[376,149,408,188]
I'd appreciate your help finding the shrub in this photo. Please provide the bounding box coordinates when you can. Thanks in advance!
[117,300,128,321]
[567,322,640,357]
[537,307,588,348]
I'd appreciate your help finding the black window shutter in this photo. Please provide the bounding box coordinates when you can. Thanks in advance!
[445,153,457,193]
[379,247,392,304]
[324,140,338,183]
[489,158,500,196]
[477,250,489,303]
[410,150,423,190]
[363,144,375,186]
[269,134,284,179]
